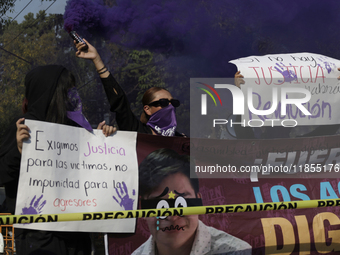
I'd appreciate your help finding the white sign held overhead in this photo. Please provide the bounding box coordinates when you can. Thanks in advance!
[229,53,340,126]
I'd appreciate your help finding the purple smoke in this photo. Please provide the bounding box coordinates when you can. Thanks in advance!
[64,0,340,77]
[63,0,340,137]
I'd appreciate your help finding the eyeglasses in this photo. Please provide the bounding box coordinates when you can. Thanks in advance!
[148,98,180,108]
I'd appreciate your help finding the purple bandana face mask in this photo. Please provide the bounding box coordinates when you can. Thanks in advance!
[67,87,93,131]
[146,104,177,136]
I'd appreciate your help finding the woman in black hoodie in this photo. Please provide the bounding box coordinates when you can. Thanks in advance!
[0,65,114,255]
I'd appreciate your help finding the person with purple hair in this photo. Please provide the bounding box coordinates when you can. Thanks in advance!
[74,39,185,137]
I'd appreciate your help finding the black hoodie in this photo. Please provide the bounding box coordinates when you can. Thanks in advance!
[0,65,92,254]
[0,65,66,214]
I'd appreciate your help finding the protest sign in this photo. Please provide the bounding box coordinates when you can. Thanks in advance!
[107,134,340,255]
[229,53,340,126]
[15,119,138,232]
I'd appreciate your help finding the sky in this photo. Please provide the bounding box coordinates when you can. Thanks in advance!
[5,0,68,23]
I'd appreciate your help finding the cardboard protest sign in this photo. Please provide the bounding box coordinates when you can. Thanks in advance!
[15,120,138,232]
[229,53,340,126]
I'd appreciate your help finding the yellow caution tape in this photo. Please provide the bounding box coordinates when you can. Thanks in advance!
[1,198,339,225]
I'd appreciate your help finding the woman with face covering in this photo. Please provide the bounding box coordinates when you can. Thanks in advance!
[75,39,185,137]
[0,65,115,255]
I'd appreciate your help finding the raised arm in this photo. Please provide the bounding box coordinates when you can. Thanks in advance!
[74,39,110,79]
[74,39,152,134]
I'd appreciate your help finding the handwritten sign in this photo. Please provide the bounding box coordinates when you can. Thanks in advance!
[229,53,340,126]
[15,120,138,233]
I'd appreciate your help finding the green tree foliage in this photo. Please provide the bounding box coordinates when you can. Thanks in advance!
[0,11,65,142]
[0,11,110,142]
[0,0,15,27]
[117,49,166,116]
[0,0,56,30]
